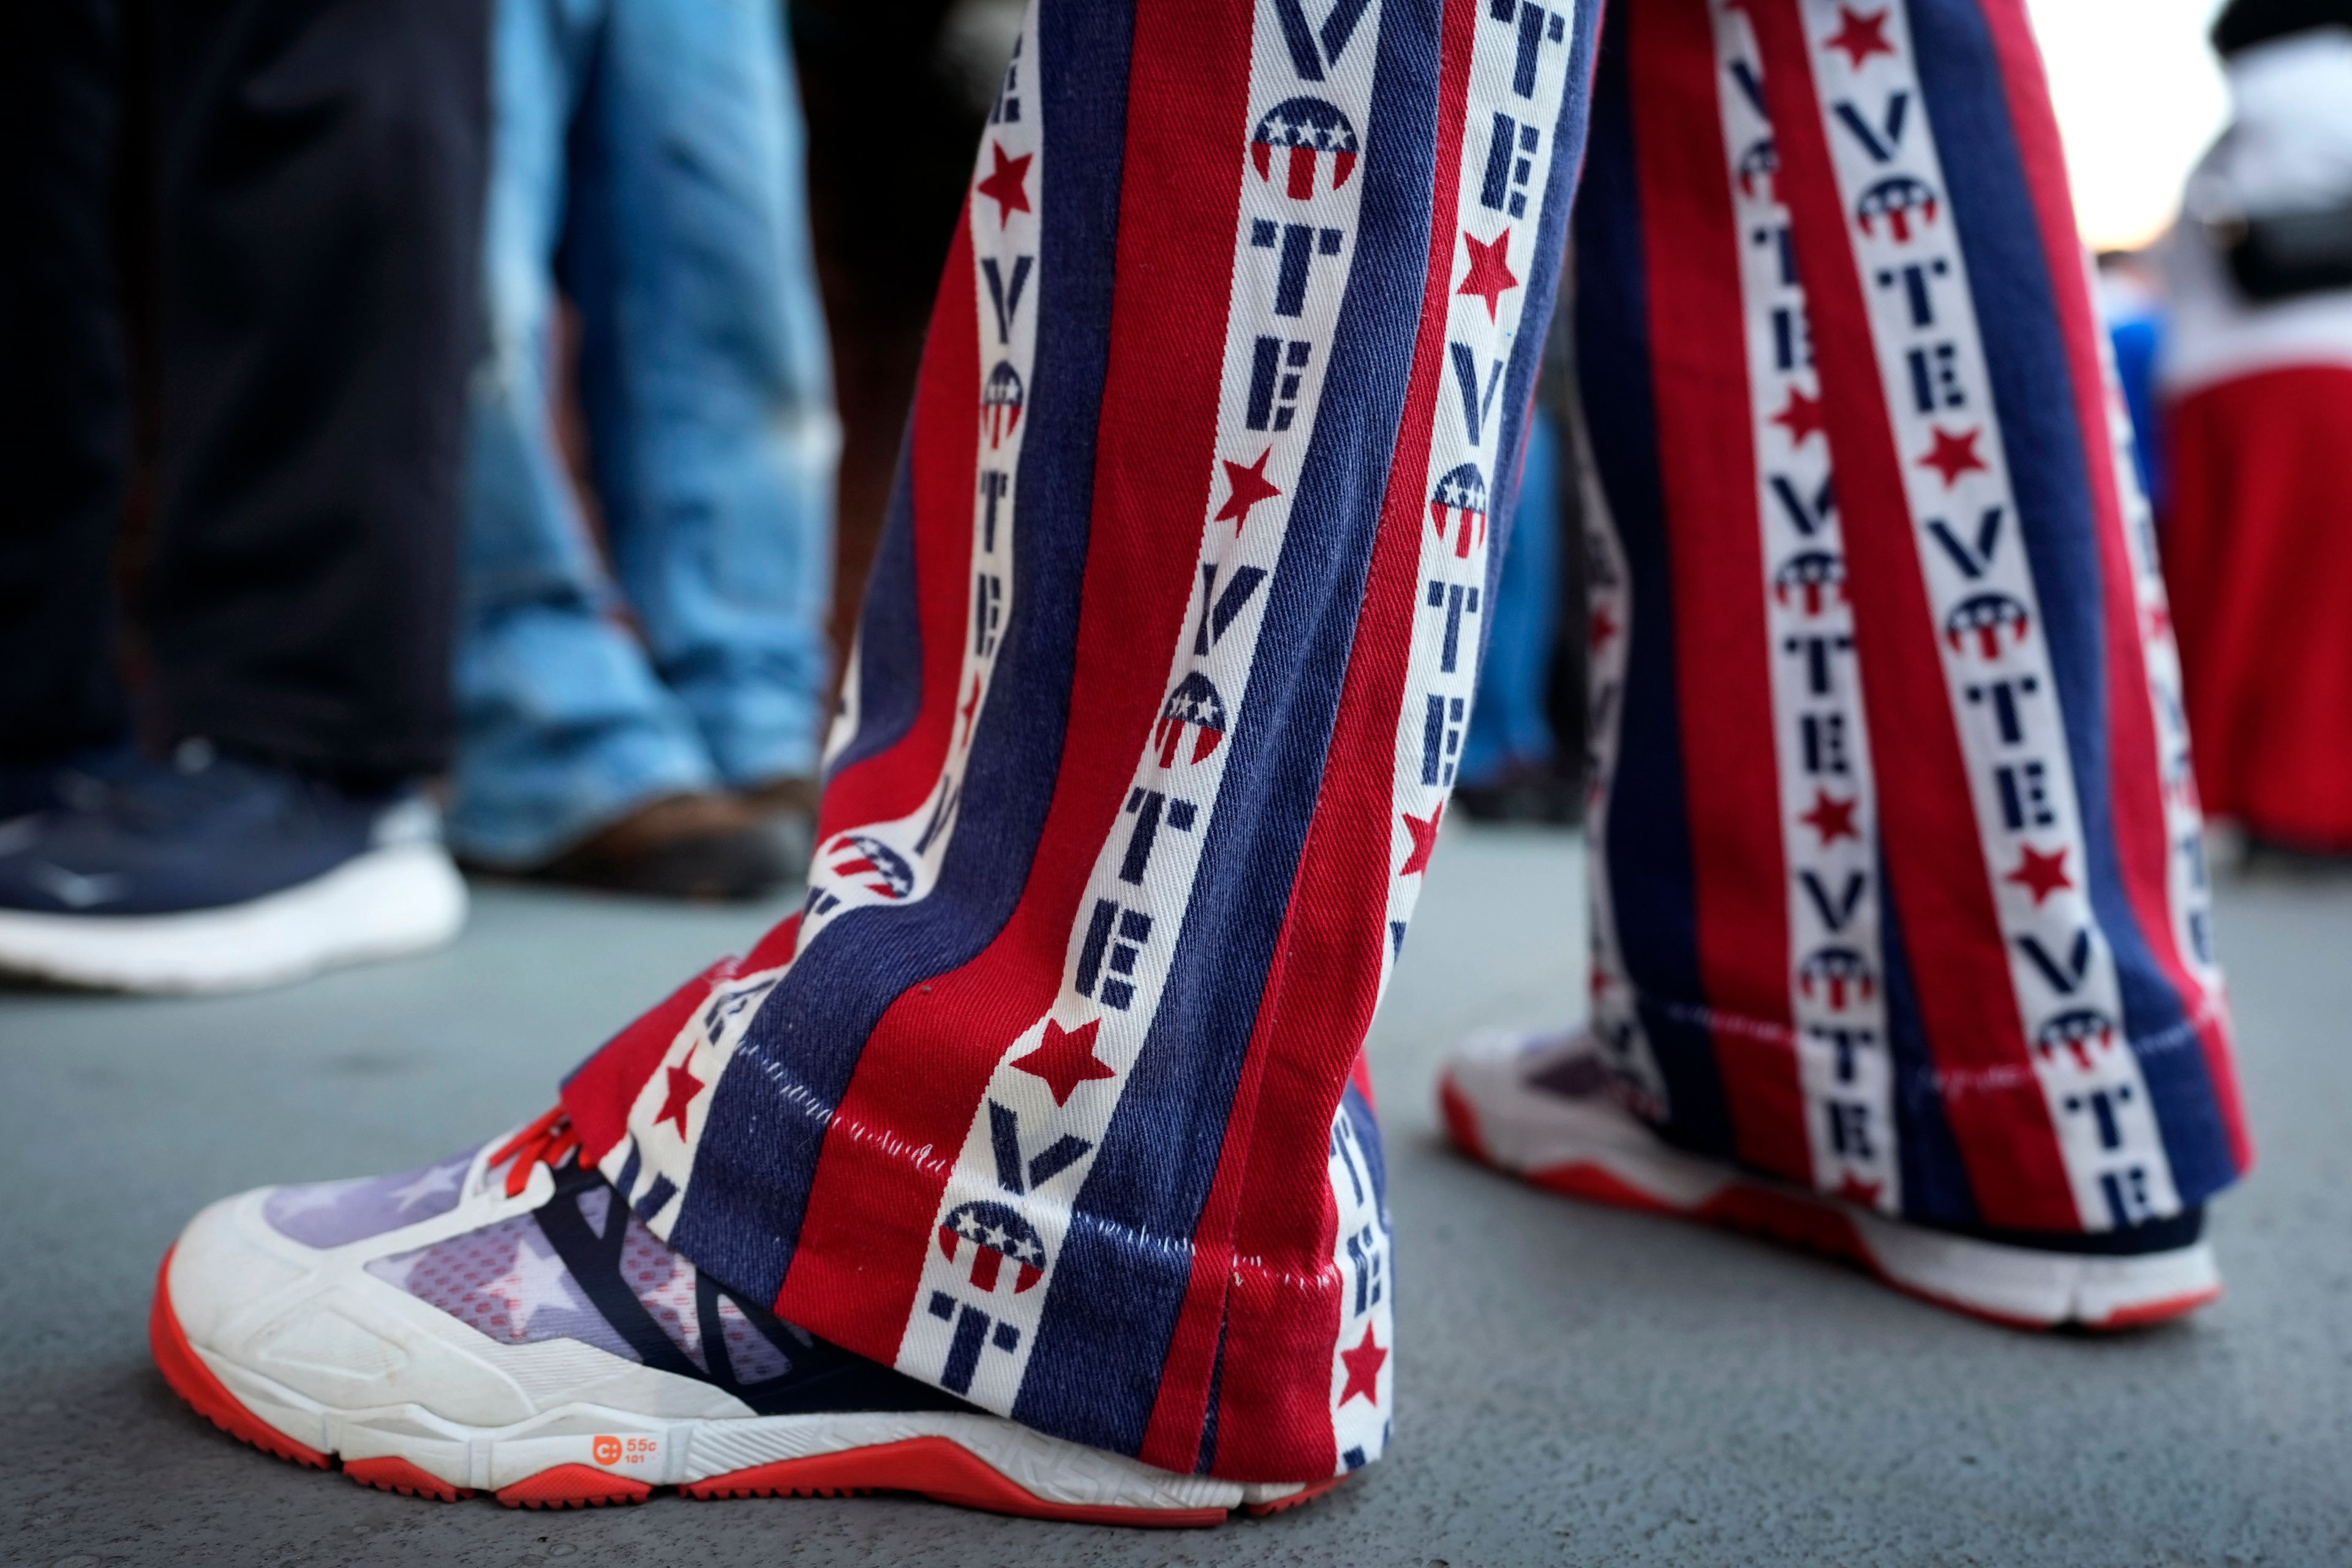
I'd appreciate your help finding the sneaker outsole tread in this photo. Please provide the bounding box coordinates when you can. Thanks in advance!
[1242,1474,1352,1517]
[345,1456,474,1501]
[153,1247,1345,1526]
[496,1464,654,1509]
[684,1438,1232,1526]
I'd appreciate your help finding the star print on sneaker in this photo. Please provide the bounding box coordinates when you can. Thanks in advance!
[262,1151,472,1246]
[1437,1031,2224,1330]
[153,1111,1333,1523]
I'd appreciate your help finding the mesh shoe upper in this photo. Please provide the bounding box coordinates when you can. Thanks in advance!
[263,1134,965,1420]
[264,1149,476,1248]
[367,1206,638,1363]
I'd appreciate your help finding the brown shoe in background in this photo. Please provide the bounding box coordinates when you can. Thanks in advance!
[738,774,820,870]
[528,792,797,901]
[739,775,819,818]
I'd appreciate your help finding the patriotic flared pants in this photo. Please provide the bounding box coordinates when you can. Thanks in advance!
[559,0,2253,1487]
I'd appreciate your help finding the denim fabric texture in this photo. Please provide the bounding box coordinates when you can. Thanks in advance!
[454,0,837,865]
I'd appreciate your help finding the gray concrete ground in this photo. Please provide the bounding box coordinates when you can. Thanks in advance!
[2,824,2345,1567]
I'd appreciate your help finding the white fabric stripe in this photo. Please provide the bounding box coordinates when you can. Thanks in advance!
[596,12,1045,1229]
[1378,0,1584,998]
[790,11,1041,933]
[1326,1101,1393,1469]
[2092,283,2226,1005]
[1352,0,1580,1458]
[895,0,1392,1447]
[1711,3,1898,1211]
[1798,0,2176,1229]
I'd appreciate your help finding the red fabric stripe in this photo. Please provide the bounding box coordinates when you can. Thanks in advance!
[816,216,982,840]
[744,913,802,973]
[1973,0,2251,1174]
[2169,369,2352,850]
[1178,0,1483,1482]
[774,0,1254,1364]
[562,208,982,1223]
[1743,1,2076,1230]
[1628,0,1809,1184]
[562,959,736,1164]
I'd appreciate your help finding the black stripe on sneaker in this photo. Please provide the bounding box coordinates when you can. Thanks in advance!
[538,1164,971,1418]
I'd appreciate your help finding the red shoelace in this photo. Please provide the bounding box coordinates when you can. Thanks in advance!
[488,1107,582,1198]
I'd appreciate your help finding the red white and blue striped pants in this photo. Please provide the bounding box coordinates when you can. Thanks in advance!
[560,0,2252,1485]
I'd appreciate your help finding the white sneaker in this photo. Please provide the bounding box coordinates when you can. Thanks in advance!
[0,747,464,993]
[153,1110,1340,1523]
[1438,1030,2223,1330]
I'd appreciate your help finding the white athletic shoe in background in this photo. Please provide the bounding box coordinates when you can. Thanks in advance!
[0,743,464,993]
[1438,1029,2223,1330]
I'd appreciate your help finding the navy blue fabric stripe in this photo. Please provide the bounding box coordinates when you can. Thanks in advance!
[671,0,1134,1302]
[1876,840,1981,1224]
[1012,2,1449,1456]
[826,439,922,780]
[942,1306,990,1395]
[1341,1079,1387,1217]
[1906,0,2236,1203]
[1573,8,1735,1158]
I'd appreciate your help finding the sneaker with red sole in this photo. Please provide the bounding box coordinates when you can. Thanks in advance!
[154,1110,1339,1524]
[1438,1030,2223,1330]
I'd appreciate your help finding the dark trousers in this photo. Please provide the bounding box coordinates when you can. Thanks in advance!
[0,0,489,777]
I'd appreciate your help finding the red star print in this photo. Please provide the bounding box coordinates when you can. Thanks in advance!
[976,142,1033,228]
[1826,7,1895,70]
[658,1058,704,1139]
[1773,385,1826,446]
[1589,605,1619,650]
[1799,790,1860,846]
[1918,426,1986,488]
[1400,802,1444,876]
[960,674,984,747]
[1338,1325,1387,1408]
[2004,843,2072,905]
[1833,1173,1883,1208]
[1457,228,1520,322]
[1213,447,1283,533]
[1011,1019,1117,1107]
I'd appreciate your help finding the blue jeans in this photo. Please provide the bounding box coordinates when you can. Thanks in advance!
[1460,411,1561,786]
[453,0,835,865]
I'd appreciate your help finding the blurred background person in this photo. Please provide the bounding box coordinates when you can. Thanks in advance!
[2162,0,2352,858]
[448,0,839,900]
[0,0,485,992]
[2098,248,2170,513]
[795,1,1008,668]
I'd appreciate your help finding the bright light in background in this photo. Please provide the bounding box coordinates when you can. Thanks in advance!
[2026,0,2230,251]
